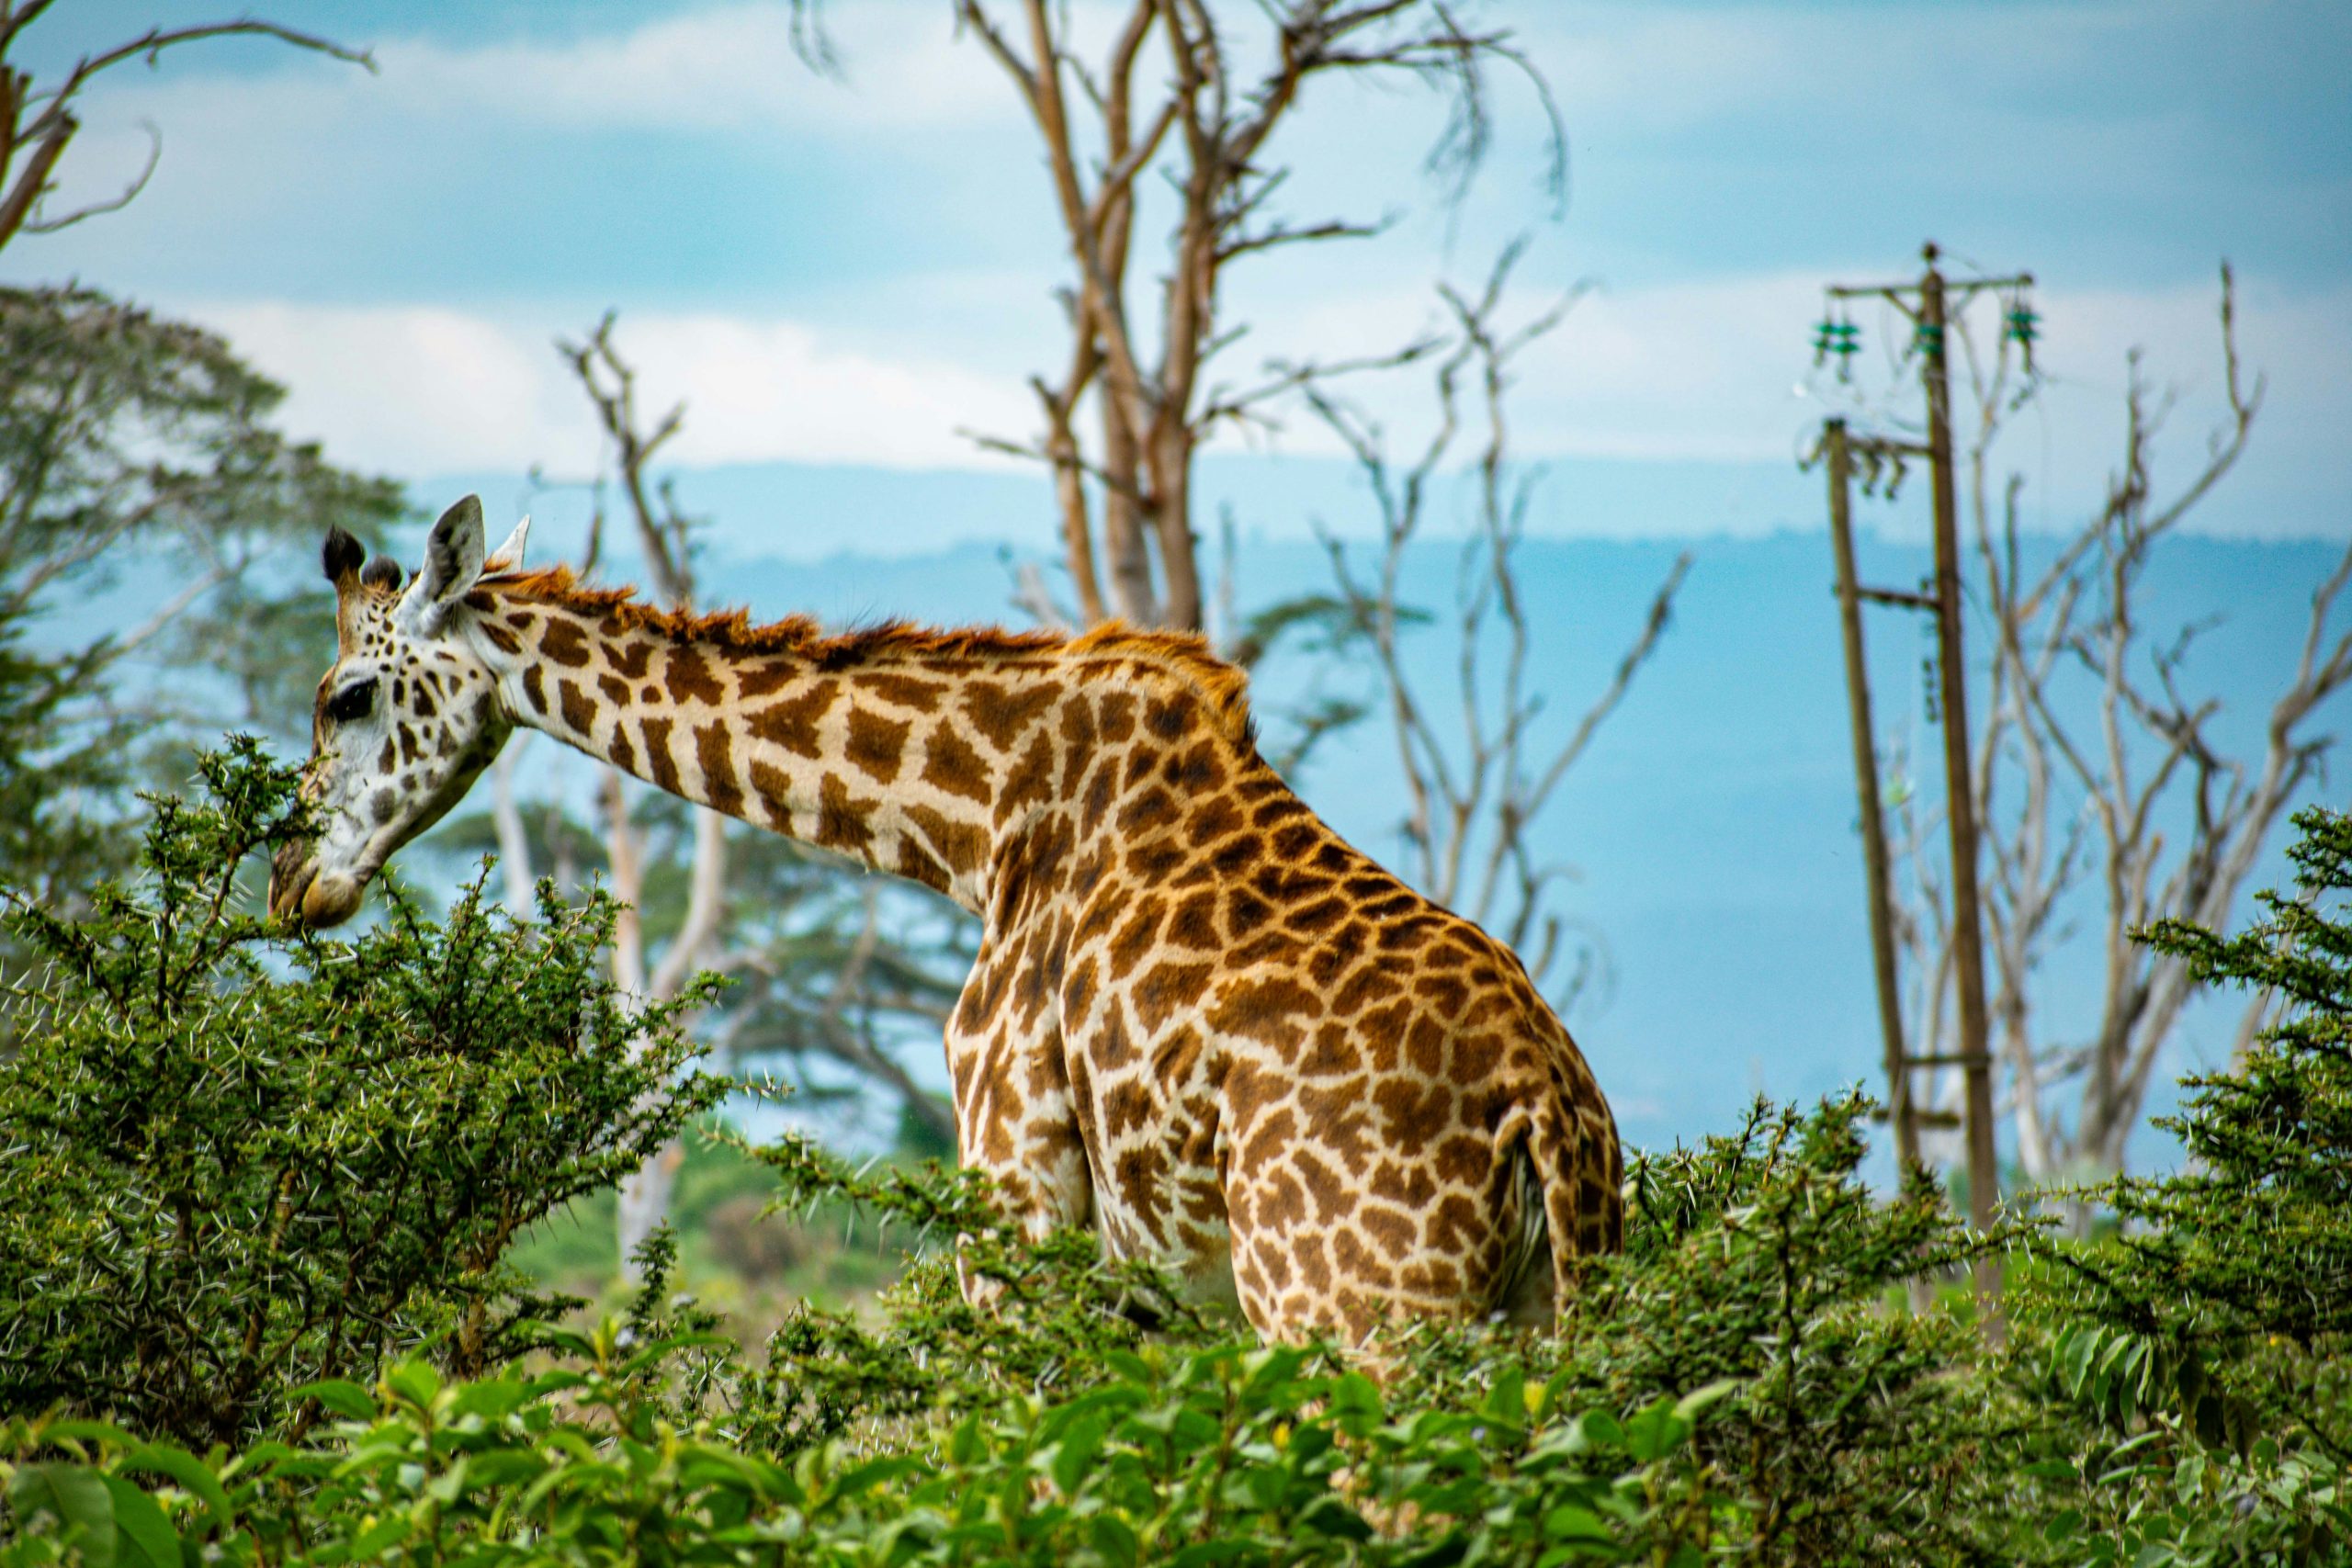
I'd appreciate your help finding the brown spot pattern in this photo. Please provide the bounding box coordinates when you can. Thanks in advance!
[846,706,910,784]
[311,568,1618,1351]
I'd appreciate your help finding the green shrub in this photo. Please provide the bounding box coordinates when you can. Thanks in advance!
[0,739,728,1448]
[2020,806,2352,1565]
[502,1116,923,1313]
[707,1128,1224,1456]
[0,1331,1725,1566]
[2066,806,2352,1358]
[8,754,2347,1565]
[1373,1090,2044,1566]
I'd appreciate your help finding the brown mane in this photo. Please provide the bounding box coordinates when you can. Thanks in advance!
[481,566,1254,745]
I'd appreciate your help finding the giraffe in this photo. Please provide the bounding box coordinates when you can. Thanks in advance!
[270,496,1623,1341]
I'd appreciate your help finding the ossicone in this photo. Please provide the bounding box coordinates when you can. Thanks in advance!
[322,527,364,584]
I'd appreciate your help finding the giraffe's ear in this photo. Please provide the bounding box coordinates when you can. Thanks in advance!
[483,513,531,574]
[400,494,486,634]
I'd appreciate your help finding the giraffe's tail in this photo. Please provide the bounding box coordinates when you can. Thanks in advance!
[1521,1075,1625,1323]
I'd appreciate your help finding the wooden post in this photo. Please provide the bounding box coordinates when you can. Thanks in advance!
[1919,242,2005,1326]
[1823,419,1920,1174]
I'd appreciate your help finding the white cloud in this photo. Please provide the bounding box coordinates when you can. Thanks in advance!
[187,267,2352,537]
[372,1,1012,135]
[194,300,1033,479]
[201,303,577,475]
[1220,262,2352,533]
[62,0,1126,146]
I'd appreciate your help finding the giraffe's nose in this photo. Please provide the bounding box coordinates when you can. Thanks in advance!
[268,845,365,928]
[267,840,316,922]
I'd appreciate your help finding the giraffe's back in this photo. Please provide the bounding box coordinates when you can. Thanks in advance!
[1004,687,1623,1342]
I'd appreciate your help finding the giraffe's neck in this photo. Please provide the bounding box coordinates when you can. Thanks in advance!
[466,578,1247,914]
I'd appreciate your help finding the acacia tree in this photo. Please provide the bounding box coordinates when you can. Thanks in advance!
[1882,270,2352,1200]
[0,8,385,911]
[0,287,401,925]
[924,0,1559,632]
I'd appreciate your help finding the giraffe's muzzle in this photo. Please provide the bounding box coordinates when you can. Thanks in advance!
[267,841,365,929]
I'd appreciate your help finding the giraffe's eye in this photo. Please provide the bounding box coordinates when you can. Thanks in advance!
[325,678,378,725]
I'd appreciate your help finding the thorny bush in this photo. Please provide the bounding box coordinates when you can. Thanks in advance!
[0,739,727,1449]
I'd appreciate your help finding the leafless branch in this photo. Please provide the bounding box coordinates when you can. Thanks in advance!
[895,0,1561,631]
[1290,244,1682,1002]
[0,15,372,254]
[560,314,691,606]
[21,117,156,233]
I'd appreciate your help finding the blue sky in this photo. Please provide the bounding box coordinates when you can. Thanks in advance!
[6,0,2348,547]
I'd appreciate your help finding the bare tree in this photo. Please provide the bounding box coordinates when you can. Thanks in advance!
[925,0,1560,631]
[1885,268,2352,1208]
[473,319,972,1276]
[0,4,371,256]
[558,320,733,1270]
[1285,243,1689,1004]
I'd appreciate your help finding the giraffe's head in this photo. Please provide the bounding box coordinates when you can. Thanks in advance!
[268,496,529,928]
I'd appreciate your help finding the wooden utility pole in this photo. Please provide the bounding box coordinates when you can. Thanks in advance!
[1818,242,2032,1331]
[1917,247,2003,1323]
[1821,418,1920,1176]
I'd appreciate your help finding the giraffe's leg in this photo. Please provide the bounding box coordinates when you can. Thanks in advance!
[944,947,1092,1311]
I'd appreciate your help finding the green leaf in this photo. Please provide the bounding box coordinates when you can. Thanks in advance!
[290,1378,379,1422]
[44,1419,141,1450]
[1090,1514,1140,1568]
[2043,1507,2083,1544]
[948,1416,983,1468]
[1480,1366,1528,1429]
[119,1446,234,1535]
[382,1360,443,1410]
[449,1378,532,1425]
[828,1456,923,1500]
[345,1515,413,1558]
[423,1456,470,1505]
[1329,1371,1384,1422]
[1544,1503,1613,1541]
[1569,1411,1625,1453]
[1297,1496,1375,1541]
[519,1322,597,1359]
[9,1462,117,1565]
[97,1476,180,1568]
[1623,1396,1692,1463]
[1670,1378,1741,1425]
[1051,1416,1106,1498]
